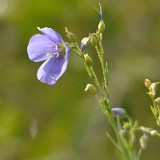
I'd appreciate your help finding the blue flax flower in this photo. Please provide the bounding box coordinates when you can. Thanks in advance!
[27,27,70,85]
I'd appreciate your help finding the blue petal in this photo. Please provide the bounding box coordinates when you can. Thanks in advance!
[37,55,68,85]
[38,27,63,43]
[27,34,53,62]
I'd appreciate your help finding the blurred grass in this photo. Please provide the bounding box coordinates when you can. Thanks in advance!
[0,0,160,159]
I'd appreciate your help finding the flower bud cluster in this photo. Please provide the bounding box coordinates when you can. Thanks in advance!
[145,79,160,126]
[144,79,157,97]
[81,34,99,51]
[139,126,160,137]
[138,126,160,150]
[80,4,105,52]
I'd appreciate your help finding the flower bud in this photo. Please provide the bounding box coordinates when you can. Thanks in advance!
[144,79,151,89]
[81,37,90,51]
[112,107,126,116]
[140,134,149,149]
[150,130,160,137]
[98,20,105,33]
[84,54,92,67]
[149,83,157,97]
[155,97,160,108]
[90,35,98,47]
[85,84,97,94]
[97,4,105,34]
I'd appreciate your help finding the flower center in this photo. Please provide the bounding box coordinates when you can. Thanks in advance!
[49,42,65,58]
[58,43,66,56]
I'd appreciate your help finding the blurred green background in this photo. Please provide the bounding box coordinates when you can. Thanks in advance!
[0,0,160,159]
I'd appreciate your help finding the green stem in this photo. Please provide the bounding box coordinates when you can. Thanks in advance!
[96,37,135,160]
[106,132,122,152]
[74,42,105,96]
[137,148,142,160]
[73,39,135,160]
[95,46,108,95]
[95,34,109,100]
[90,66,104,95]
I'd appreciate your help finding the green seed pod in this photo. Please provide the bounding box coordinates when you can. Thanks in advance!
[84,54,92,67]
[90,35,98,47]
[98,20,105,33]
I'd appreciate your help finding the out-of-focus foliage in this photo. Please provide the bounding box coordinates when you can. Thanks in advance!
[0,0,160,159]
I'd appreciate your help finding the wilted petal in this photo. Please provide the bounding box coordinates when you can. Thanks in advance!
[38,27,63,43]
[37,55,68,85]
[27,34,53,62]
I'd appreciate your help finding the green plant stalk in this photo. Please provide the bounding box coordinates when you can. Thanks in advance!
[73,42,104,96]
[95,37,137,160]
[73,40,136,160]
[137,148,142,160]
[95,33,109,99]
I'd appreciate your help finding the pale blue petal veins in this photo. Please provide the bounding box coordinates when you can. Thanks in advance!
[27,34,53,62]
[38,27,63,43]
[37,55,68,85]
